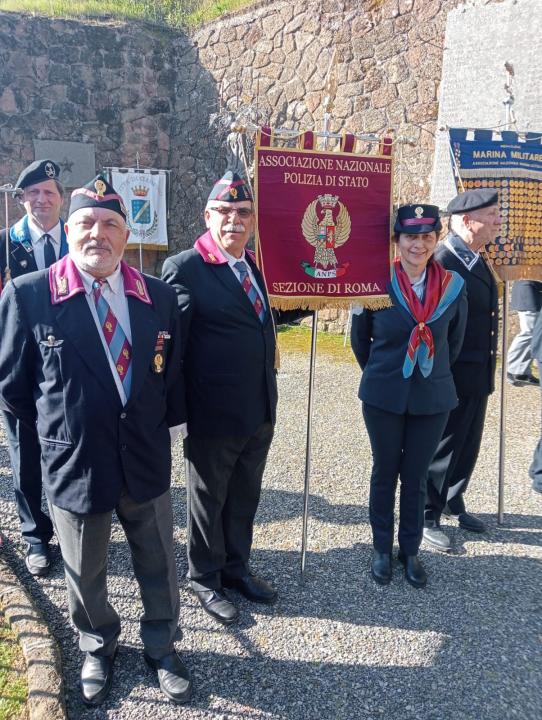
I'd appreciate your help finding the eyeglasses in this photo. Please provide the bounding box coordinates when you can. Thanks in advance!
[208,206,254,219]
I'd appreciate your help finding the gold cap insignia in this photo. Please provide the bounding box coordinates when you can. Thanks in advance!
[95,179,106,197]
[56,276,68,296]
[230,187,238,199]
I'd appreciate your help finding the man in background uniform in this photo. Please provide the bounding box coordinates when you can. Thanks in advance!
[0,159,67,575]
[423,189,501,551]
[507,280,542,386]
[162,171,278,625]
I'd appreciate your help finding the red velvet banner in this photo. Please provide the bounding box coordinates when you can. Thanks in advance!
[255,142,393,309]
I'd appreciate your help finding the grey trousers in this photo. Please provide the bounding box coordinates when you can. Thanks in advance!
[48,488,179,658]
[507,310,538,376]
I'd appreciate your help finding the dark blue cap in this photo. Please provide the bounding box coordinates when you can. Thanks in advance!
[447,189,499,214]
[16,159,61,190]
[208,170,253,203]
[394,204,442,234]
[68,175,127,219]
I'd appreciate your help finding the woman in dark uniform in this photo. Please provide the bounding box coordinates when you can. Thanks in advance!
[351,204,467,588]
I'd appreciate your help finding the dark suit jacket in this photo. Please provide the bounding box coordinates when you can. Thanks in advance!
[351,280,467,416]
[1,217,68,286]
[0,258,185,514]
[161,231,278,437]
[434,236,498,397]
[511,280,542,313]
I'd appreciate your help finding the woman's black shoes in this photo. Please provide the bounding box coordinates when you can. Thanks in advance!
[397,552,427,588]
[371,551,392,585]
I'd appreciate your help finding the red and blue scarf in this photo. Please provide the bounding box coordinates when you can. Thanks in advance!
[391,257,464,378]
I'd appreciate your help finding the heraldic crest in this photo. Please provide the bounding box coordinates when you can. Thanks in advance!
[301,194,351,278]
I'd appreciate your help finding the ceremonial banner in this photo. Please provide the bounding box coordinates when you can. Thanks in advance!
[254,135,393,309]
[449,128,542,280]
[111,170,169,250]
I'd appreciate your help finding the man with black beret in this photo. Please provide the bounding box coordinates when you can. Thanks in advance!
[162,170,278,625]
[423,188,501,551]
[0,175,192,706]
[0,159,68,576]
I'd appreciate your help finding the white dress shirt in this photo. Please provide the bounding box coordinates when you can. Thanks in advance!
[27,218,62,270]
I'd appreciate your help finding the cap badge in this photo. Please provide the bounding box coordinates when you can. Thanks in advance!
[56,276,68,296]
[45,162,56,179]
[415,206,424,218]
[230,187,238,199]
[95,179,106,197]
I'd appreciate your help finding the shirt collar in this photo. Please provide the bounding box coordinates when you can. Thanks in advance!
[445,232,479,271]
[27,217,62,245]
[219,245,247,269]
[410,268,426,292]
[77,263,124,296]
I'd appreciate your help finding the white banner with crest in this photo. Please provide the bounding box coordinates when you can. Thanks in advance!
[111,170,168,250]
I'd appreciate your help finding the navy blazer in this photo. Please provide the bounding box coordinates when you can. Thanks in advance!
[0,265,185,514]
[161,234,278,437]
[434,238,498,397]
[1,217,68,286]
[351,280,467,416]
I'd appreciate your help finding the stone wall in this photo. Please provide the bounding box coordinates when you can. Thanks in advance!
[0,0,507,282]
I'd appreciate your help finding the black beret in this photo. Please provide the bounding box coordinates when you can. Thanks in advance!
[394,203,442,234]
[208,170,253,203]
[447,189,499,214]
[16,159,61,190]
[68,175,127,219]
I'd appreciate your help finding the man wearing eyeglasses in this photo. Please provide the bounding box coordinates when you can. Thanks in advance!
[162,170,278,624]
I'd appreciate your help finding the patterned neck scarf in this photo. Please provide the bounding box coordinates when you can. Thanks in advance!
[391,257,463,378]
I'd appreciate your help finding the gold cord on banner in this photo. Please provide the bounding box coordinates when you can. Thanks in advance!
[269,295,392,311]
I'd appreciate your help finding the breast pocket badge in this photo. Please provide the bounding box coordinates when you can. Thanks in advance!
[153,330,171,374]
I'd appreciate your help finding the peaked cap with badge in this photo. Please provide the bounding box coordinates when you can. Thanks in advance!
[207,170,253,203]
[394,203,442,235]
[15,159,61,191]
[69,175,127,219]
[447,188,499,214]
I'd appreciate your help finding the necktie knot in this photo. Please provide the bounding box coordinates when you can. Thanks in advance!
[234,260,248,276]
[42,234,56,269]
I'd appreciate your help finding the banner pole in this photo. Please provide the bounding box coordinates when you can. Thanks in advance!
[0,184,17,285]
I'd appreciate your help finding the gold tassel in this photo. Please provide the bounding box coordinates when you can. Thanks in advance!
[269,295,392,311]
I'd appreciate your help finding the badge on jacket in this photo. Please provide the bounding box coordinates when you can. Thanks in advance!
[153,330,171,373]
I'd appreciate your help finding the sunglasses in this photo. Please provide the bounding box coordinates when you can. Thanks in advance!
[208,206,254,219]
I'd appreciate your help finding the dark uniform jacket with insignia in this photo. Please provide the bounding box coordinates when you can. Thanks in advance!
[161,230,278,438]
[434,233,499,398]
[0,257,186,514]
[0,216,68,287]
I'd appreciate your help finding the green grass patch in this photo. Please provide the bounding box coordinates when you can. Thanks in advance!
[0,615,27,720]
[278,324,356,363]
[0,0,255,28]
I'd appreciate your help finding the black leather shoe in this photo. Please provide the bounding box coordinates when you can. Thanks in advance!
[422,525,451,552]
[144,651,192,704]
[194,589,239,624]
[80,650,116,706]
[370,551,392,585]
[223,573,278,604]
[25,542,51,577]
[507,372,539,387]
[397,553,427,588]
[457,512,486,533]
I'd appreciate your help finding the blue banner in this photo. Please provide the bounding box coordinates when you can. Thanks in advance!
[449,128,542,279]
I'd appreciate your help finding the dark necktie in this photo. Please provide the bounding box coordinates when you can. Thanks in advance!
[92,279,132,398]
[43,234,56,268]
[233,261,266,323]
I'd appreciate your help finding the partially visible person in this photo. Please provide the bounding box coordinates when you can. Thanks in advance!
[528,306,542,494]
[507,280,542,386]
[351,204,467,588]
[162,171,278,625]
[0,159,67,576]
[423,189,501,552]
[0,175,192,706]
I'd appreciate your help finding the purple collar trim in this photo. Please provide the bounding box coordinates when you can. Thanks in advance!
[194,230,256,265]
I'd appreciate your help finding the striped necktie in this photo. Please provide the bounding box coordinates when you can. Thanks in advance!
[233,260,266,323]
[92,279,132,397]
[43,234,56,268]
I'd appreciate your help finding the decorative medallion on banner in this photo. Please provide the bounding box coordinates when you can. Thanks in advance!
[254,134,393,310]
[449,128,542,281]
[111,170,169,251]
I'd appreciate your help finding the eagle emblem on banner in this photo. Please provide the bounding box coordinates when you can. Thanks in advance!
[301,194,351,278]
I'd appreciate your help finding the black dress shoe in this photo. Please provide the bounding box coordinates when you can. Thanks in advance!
[194,588,239,624]
[397,553,427,589]
[223,573,278,604]
[370,551,392,585]
[144,651,192,704]
[457,512,486,533]
[507,372,539,387]
[80,650,117,706]
[25,542,51,577]
[422,525,451,552]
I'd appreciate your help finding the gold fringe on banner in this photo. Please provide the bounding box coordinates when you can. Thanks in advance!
[269,295,393,311]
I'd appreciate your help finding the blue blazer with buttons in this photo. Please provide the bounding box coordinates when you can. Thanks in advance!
[351,278,467,416]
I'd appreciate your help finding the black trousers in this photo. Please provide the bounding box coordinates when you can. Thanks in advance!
[363,404,449,555]
[184,422,274,591]
[1,409,54,545]
[425,394,489,523]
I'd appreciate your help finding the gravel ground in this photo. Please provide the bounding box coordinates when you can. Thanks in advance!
[1,347,541,720]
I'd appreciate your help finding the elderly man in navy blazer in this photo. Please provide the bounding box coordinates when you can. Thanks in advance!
[162,171,278,625]
[0,159,68,577]
[0,176,192,706]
